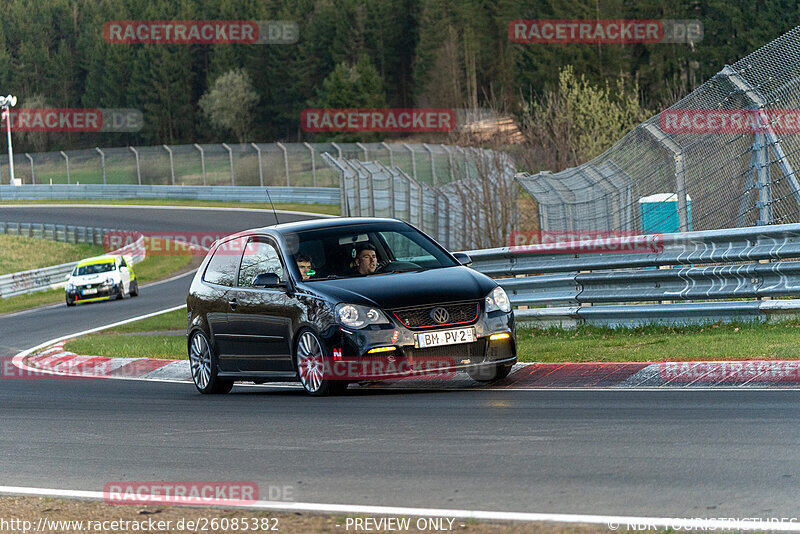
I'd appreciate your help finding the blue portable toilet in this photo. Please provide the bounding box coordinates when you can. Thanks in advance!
[639,193,692,234]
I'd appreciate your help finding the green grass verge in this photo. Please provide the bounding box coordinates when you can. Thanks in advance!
[0,239,194,315]
[62,308,800,363]
[63,309,186,359]
[517,320,800,363]
[0,235,104,275]
[0,198,340,216]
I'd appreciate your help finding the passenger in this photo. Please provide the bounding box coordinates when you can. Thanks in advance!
[296,254,313,280]
[353,243,378,275]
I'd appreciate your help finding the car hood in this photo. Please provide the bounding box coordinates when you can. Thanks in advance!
[69,273,118,285]
[305,266,495,309]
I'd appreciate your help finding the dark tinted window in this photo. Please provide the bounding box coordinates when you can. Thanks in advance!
[285,223,456,280]
[202,236,247,286]
[238,237,284,287]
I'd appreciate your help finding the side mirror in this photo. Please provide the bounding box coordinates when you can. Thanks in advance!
[452,252,472,266]
[252,272,285,288]
[65,274,71,281]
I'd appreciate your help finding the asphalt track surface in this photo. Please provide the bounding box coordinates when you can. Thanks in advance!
[1,205,799,519]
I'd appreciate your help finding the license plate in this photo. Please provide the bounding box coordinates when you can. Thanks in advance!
[81,289,97,295]
[415,327,475,348]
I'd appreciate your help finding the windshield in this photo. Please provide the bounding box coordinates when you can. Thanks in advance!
[286,224,457,281]
[73,262,116,276]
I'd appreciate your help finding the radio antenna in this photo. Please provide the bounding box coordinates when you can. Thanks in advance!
[265,188,280,226]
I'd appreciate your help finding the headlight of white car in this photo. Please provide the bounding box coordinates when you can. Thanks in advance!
[335,303,390,329]
[65,282,75,291]
[485,286,511,313]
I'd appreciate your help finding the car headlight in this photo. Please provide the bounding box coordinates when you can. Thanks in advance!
[485,286,511,313]
[335,303,390,329]
[65,283,75,291]
[104,277,114,286]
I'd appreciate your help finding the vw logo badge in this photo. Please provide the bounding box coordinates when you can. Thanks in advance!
[430,307,450,324]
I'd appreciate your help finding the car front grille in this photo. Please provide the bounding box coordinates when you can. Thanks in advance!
[403,339,487,362]
[79,283,101,290]
[391,301,480,330]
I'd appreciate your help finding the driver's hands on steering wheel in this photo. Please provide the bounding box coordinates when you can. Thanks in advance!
[376,258,392,271]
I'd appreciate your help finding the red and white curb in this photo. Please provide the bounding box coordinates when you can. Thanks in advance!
[16,341,189,381]
[13,346,800,389]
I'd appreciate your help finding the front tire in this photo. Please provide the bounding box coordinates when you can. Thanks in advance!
[468,362,513,382]
[295,329,347,396]
[130,280,139,297]
[66,295,76,307]
[189,330,233,394]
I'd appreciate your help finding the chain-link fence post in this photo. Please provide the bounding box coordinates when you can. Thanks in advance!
[193,144,206,186]
[221,143,235,185]
[356,142,368,161]
[25,153,34,184]
[129,147,141,185]
[276,142,290,186]
[250,143,264,187]
[402,143,417,181]
[60,151,70,184]
[163,145,175,185]
[423,144,437,186]
[303,142,317,186]
[95,147,106,185]
[381,142,394,167]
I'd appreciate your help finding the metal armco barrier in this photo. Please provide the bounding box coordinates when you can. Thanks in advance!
[0,184,339,205]
[0,224,146,299]
[466,223,800,328]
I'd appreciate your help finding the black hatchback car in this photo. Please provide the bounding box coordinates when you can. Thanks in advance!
[186,217,516,395]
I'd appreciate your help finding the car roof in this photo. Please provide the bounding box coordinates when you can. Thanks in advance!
[76,255,118,267]
[229,217,410,239]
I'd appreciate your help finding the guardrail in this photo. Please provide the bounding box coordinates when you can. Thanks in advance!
[0,224,146,299]
[0,184,339,205]
[466,224,800,328]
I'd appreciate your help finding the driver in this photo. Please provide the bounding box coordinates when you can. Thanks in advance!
[296,254,313,280]
[353,243,378,275]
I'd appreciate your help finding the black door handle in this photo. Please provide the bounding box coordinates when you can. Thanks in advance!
[229,298,238,310]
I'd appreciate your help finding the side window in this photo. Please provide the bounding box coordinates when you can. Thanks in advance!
[238,237,284,287]
[202,236,247,286]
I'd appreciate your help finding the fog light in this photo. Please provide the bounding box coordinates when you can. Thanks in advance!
[489,333,510,341]
[367,346,397,354]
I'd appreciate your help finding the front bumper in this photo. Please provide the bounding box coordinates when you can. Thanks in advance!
[66,284,120,303]
[325,309,516,381]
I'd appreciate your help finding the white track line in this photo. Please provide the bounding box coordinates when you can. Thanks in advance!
[0,485,797,530]
[0,204,337,217]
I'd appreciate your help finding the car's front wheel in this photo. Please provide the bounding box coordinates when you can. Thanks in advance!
[468,362,513,382]
[295,329,347,396]
[65,295,76,307]
[130,280,139,297]
[189,330,233,394]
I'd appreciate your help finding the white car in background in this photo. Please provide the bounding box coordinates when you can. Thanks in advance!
[65,255,138,306]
